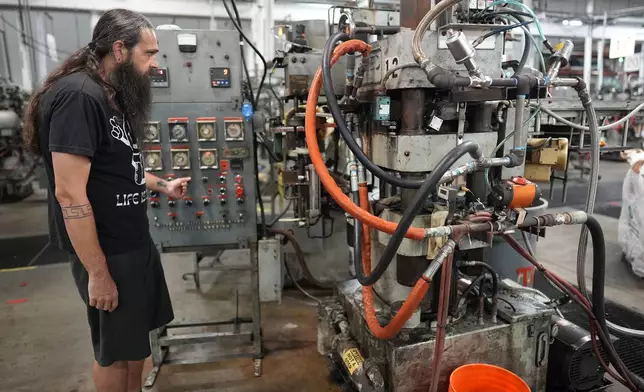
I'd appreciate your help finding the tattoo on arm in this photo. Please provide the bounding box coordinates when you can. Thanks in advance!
[157,180,167,188]
[62,203,93,220]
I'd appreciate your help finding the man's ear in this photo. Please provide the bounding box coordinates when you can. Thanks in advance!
[111,40,128,63]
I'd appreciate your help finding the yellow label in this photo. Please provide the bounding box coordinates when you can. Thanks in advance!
[342,348,364,375]
[554,42,564,52]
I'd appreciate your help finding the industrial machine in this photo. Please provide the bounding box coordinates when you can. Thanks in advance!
[142,28,262,385]
[0,82,38,202]
[261,2,644,392]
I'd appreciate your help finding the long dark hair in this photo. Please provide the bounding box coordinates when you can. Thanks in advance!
[22,8,153,155]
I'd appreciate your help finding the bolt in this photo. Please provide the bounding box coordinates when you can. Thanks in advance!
[301,57,307,63]
[291,57,298,63]
[404,151,410,157]
[527,324,536,337]
[224,54,230,60]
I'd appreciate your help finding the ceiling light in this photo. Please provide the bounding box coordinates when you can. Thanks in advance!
[569,20,583,27]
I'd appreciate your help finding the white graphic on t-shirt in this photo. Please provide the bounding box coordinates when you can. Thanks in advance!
[109,116,146,187]
[115,190,148,207]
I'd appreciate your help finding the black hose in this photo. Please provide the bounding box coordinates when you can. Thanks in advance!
[322,32,424,189]
[229,0,255,106]
[508,13,531,77]
[222,0,267,108]
[456,274,486,311]
[267,198,293,227]
[585,216,644,390]
[355,141,482,286]
[466,261,498,298]
[267,227,335,289]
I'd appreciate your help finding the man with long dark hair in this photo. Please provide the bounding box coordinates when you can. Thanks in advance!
[22,9,188,392]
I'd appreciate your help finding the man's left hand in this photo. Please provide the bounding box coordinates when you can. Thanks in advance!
[165,177,191,199]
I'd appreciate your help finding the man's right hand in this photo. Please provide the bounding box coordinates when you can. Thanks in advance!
[88,270,119,312]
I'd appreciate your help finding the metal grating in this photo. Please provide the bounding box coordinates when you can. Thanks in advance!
[561,301,644,379]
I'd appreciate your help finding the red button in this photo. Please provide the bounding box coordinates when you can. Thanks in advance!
[235,186,244,197]
[195,211,205,217]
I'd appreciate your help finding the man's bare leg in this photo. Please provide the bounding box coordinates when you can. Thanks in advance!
[127,360,146,392]
[93,360,128,392]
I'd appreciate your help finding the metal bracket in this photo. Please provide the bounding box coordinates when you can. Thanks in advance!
[457,102,467,144]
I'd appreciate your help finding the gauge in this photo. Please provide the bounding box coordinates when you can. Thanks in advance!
[225,122,243,141]
[198,123,216,140]
[144,122,159,141]
[144,152,162,171]
[172,150,190,169]
[200,151,217,167]
[171,124,187,141]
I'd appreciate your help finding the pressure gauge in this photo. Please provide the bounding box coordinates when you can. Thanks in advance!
[225,121,244,141]
[199,149,218,169]
[196,118,217,141]
[143,122,160,142]
[171,149,190,169]
[144,151,162,171]
[171,124,187,141]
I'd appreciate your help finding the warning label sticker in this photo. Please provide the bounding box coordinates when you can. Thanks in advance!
[342,348,364,375]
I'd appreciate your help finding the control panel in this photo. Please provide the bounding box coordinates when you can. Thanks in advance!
[144,29,257,250]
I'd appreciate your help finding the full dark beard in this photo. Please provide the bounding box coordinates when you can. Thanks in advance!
[110,60,152,144]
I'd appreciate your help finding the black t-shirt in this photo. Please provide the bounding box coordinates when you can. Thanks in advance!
[38,72,149,256]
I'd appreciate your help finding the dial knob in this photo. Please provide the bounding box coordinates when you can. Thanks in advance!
[202,176,209,183]
[219,175,226,183]
[219,188,226,195]
[220,199,227,206]
[185,199,193,206]
[150,191,159,198]
[168,200,176,207]
[236,198,244,205]
[150,201,160,208]
[203,198,211,206]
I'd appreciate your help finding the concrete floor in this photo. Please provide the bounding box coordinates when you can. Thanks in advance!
[1,160,643,392]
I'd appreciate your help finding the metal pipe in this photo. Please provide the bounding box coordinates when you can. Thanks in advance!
[353,26,400,35]
[513,95,527,155]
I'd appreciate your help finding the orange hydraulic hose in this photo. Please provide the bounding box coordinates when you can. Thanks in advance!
[358,183,431,339]
[304,39,425,241]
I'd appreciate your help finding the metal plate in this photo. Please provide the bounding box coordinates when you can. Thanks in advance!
[284,53,348,97]
[370,132,498,172]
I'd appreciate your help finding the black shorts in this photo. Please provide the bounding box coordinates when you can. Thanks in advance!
[71,238,174,367]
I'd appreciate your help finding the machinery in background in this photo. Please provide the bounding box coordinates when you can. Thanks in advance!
[262,1,644,391]
[142,28,262,386]
[0,82,38,202]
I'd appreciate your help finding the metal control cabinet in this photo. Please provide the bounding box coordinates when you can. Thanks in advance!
[144,29,257,250]
[143,29,263,386]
